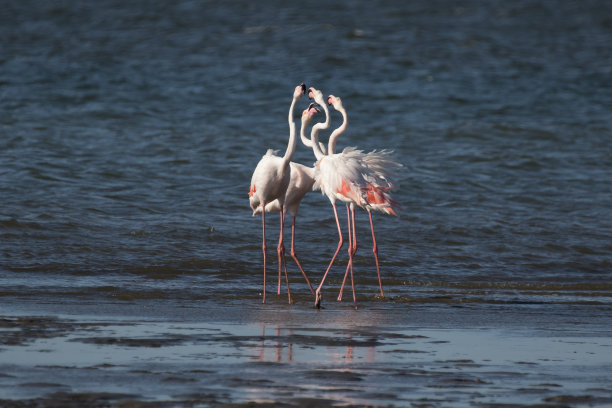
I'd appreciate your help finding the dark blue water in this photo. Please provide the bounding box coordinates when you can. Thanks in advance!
[2,0,611,308]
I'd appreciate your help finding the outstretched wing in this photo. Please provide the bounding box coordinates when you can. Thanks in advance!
[361,149,402,189]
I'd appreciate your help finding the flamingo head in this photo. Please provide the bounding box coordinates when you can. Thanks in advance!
[308,87,324,105]
[301,102,320,124]
[294,83,307,99]
[328,94,343,110]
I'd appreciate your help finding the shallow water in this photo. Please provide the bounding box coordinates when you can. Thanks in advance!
[1,0,612,406]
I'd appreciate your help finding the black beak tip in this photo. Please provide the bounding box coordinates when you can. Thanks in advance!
[307,87,315,99]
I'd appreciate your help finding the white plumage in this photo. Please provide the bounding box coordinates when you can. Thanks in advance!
[248,84,307,304]
[305,88,402,308]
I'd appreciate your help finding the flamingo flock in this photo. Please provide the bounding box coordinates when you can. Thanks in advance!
[249,84,401,309]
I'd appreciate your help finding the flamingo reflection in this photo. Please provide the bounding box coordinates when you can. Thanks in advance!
[253,325,375,364]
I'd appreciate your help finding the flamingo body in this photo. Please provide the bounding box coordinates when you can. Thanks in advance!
[315,148,369,206]
[249,150,290,212]
[253,162,315,217]
[248,84,306,304]
[306,88,401,308]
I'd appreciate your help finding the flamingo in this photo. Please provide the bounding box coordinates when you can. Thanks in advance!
[305,86,364,308]
[249,83,306,304]
[252,104,322,300]
[305,87,401,309]
[326,95,401,302]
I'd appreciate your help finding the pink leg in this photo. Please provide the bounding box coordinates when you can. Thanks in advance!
[315,201,343,309]
[349,206,357,308]
[290,215,315,296]
[369,211,384,297]
[276,209,291,303]
[283,212,291,304]
[277,210,283,295]
[338,205,352,301]
[261,203,267,304]
[338,206,358,305]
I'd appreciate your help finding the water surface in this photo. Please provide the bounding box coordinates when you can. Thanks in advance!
[1,0,611,406]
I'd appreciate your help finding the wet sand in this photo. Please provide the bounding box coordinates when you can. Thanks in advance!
[1,299,612,407]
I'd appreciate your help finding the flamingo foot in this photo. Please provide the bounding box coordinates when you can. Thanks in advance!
[315,289,322,309]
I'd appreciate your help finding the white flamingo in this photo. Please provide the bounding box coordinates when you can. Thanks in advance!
[326,95,401,302]
[305,86,364,308]
[249,83,306,303]
[252,104,322,301]
[305,87,401,308]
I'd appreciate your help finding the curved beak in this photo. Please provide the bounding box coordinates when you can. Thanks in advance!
[308,102,321,113]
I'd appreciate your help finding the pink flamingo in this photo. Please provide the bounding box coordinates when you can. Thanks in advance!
[249,83,306,303]
[252,104,323,301]
[326,95,401,302]
[305,86,365,308]
[306,87,400,308]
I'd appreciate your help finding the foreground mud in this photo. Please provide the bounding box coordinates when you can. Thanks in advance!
[1,307,611,407]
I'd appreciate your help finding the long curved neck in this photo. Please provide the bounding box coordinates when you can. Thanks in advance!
[327,106,347,155]
[300,117,327,156]
[309,102,330,160]
[299,116,312,149]
[282,96,299,164]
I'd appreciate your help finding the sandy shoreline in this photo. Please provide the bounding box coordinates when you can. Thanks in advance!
[1,301,612,407]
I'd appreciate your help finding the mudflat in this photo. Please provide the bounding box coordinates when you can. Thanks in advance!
[1,300,611,407]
